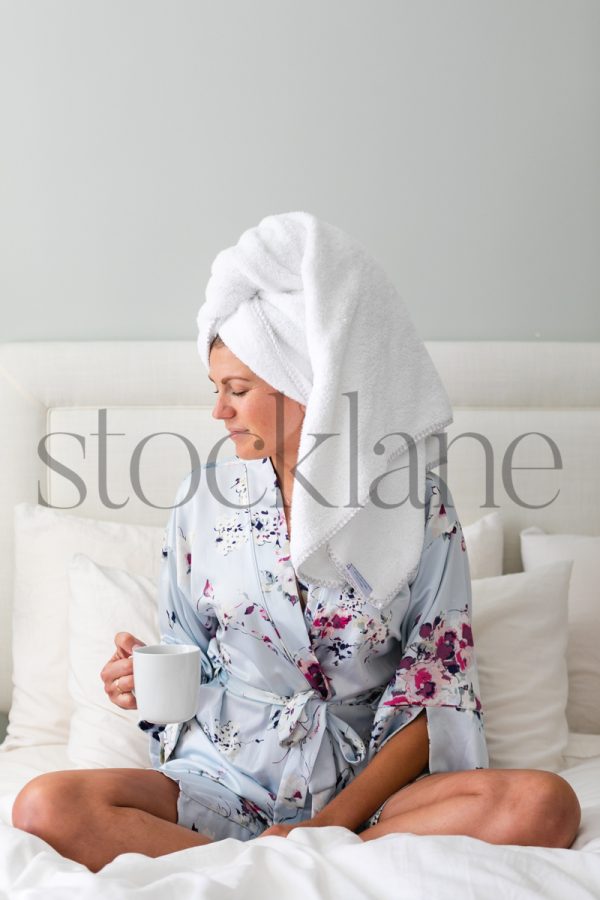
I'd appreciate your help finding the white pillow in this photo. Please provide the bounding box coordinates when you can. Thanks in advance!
[561,732,600,771]
[520,527,600,734]
[471,560,573,772]
[67,554,160,768]
[462,511,504,579]
[3,503,164,750]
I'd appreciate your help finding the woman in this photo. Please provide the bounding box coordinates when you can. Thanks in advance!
[12,213,581,872]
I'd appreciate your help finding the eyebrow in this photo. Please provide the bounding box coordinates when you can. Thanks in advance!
[207,376,252,384]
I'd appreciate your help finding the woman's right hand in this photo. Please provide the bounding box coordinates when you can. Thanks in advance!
[101,632,146,710]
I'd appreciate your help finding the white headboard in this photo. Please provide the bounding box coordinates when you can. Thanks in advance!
[1,340,599,714]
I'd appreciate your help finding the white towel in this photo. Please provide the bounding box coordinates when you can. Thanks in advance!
[197,211,453,610]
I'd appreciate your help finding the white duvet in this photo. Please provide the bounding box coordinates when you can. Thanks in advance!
[1,746,599,899]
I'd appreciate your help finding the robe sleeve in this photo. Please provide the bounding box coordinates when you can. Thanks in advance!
[367,473,489,774]
[136,474,218,767]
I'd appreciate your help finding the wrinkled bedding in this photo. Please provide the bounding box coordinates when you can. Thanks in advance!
[0,745,599,899]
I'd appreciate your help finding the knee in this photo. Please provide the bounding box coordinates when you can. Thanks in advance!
[12,773,81,838]
[535,772,581,848]
[498,771,581,849]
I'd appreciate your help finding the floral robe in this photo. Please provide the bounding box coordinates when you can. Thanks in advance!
[137,455,488,841]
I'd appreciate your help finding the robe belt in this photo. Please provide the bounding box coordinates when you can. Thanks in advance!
[216,668,374,820]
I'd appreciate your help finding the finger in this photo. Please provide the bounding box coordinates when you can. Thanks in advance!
[109,673,134,695]
[114,632,146,658]
[101,658,134,688]
[113,690,137,709]
[102,656,134,678]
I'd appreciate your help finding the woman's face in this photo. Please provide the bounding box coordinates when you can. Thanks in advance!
[208,343,305,463]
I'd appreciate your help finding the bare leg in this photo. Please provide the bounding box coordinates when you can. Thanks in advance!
[12,768,214,873]
[358,769,581,849]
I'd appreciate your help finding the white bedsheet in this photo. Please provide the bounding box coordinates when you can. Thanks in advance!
[1,745,599,899]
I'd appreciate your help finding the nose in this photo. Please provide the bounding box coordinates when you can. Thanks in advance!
[212,393,234,420]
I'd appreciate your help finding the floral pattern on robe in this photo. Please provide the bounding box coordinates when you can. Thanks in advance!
[137,455,488,840]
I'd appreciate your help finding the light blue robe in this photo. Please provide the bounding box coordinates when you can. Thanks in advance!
[137,455,488,841]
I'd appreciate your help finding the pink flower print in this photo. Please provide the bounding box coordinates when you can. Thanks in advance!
[414,666,437,699]
[274,543,291,564]
[196,578,214,612]
[241,797,263,817]
[435,629,461,676]
[456,648,470,672]
[427,496,457,541]
[240,797,269,825]
[297,658,329,698]
[310,612,352,640]
[435,629,458,661]
[305,662,323,691]
[384,693,410,707]
[330,613,352,629]
[383,606,481,713]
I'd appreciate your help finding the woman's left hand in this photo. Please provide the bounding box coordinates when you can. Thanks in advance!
[256,819,325,839]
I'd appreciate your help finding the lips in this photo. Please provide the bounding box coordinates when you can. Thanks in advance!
[227,429,249,435]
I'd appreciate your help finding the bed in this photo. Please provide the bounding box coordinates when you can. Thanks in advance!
[0,339,599,899]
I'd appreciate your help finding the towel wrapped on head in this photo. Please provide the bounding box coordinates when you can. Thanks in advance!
[197,210,453,609]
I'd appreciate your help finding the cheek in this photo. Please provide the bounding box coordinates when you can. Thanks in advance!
[245,394,303,437]
[240,398,272,437]
[282,402,304,435]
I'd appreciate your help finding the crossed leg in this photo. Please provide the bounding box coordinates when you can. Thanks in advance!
[11,768,213,873]
[358,768,582,849]
[12,765,583,872]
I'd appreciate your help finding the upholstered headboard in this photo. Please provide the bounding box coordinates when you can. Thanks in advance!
[1,340,599,714]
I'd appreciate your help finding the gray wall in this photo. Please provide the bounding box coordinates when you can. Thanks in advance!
[1,0,598,342]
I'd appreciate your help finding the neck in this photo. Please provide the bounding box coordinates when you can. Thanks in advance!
[270,452,297,510]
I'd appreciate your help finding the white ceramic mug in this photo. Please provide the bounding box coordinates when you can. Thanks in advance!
[133,644,201,725]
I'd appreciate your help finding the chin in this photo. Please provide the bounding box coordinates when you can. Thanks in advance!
[230,441,267,461]
[232,449,255,460]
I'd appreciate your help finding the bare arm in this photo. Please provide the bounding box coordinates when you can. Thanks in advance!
[311,709,429,832]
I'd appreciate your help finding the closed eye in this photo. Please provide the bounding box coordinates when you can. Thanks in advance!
[212,390,247,397]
